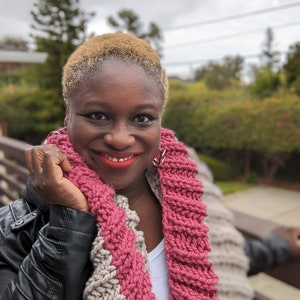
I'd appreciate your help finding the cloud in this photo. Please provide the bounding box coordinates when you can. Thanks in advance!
[0,0,299,78]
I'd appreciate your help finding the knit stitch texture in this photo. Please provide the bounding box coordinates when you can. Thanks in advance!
[45,127,218,299]
[188,148,254,300]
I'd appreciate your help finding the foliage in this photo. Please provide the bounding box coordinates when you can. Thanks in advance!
[199,154,231,181]
[30,0,94,91]
[249,69,281,98]
[203,97,300,153]
[215,181,255,195]
[0,87,64,144]
[0,66,40,87]
[0,72,22,86]
[107,9,163,57]
[249,27,282,98]
[284,42,300,95]
[194,55,244,90]
[245,172,259,184]
[163,81,300,179]
[260,27,280,71]
[291,76,300,96]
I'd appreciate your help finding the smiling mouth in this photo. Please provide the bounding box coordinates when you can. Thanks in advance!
[103,154,134,162]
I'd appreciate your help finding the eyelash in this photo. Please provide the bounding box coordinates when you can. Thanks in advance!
[133,114,154,124]
[87,112,108,120]
[84,112,155,125]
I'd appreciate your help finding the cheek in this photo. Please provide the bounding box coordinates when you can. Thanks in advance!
[147,128,161,155]
[67,118,85,149]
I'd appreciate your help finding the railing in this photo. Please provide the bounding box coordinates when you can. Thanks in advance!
[0,136,30,206]
[232,210,300,290]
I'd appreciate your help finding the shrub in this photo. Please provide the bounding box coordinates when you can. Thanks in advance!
[246,172,259,184]
[199,154,231,181]
[0,87,64,144]
[249,70,281,98]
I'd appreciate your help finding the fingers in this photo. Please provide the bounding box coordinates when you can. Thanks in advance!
[291,228,300,256]
[24,145,88,211]
[274,226,300,257]
[25,145,71,181]
[41,148,71,179]
[292,228,300,244]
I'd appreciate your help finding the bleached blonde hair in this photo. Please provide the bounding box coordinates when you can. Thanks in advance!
[62,32,168,107]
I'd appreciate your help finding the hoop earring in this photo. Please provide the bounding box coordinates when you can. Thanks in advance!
[152,148,167,167]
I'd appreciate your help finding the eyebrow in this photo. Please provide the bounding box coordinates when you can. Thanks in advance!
[81,101,160,110]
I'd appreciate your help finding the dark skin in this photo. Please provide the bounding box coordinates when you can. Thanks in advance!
[25,59,164,251]
[128,179,163,251]
[273,226,300,257]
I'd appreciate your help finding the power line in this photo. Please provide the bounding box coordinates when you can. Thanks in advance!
[162,52,288,67]
[164,21,300,49]
[162,1,300,31]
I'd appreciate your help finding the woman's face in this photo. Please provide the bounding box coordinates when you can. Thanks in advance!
[67,59,164,194]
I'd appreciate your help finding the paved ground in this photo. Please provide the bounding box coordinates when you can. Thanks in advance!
[223,185,300,300]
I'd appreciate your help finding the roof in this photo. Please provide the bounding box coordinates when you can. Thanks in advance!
[0,50,48,64]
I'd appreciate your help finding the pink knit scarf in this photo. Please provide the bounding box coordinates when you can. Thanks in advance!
[45,127,218,299]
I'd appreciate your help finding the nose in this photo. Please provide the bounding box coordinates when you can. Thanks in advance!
[104,123,135,150]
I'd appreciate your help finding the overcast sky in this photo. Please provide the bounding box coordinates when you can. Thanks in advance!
[0,0,299,79]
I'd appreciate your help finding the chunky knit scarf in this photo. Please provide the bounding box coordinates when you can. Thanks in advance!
[45,127,218,299]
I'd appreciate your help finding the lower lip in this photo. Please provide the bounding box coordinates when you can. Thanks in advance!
[100,155,138,169]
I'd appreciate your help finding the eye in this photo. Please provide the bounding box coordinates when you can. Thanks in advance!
[133,114,154,124]
[87,112,108,120]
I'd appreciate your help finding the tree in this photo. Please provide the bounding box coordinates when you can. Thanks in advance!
[194,55,244,90]
[30,0,94,91]
[260,27,280,72]
[107,9,163,57]
[163,86,300,180]
[249,68,280,98]
[250,28,281,97]
[284,42,300,95]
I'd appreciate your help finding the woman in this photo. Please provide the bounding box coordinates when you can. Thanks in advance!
[0,33,218,299]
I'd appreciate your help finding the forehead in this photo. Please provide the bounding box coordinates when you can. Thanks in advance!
[67,58,164,111]
[92,58,156,82]
[73,58,163,99]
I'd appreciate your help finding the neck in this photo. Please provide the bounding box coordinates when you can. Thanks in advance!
[116,174,149,209]
[121,175,163,252]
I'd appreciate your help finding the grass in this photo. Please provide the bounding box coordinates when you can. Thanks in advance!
[216,181,255,195]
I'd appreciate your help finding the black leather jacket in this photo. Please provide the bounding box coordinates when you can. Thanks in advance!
[245,232,292,276]
[0,184,96,300]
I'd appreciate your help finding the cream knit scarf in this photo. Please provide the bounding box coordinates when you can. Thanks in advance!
[45,127,218,299]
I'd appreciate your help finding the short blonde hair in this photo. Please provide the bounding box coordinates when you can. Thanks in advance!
[62,32,168,106]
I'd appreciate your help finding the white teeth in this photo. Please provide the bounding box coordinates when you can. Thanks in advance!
[103,154,133,162]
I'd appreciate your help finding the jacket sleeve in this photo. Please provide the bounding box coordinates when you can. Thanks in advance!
[244,233,293,276]
[0,202,96,300]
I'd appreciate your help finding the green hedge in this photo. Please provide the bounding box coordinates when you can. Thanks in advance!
[199,154,231,181]
[163,83,300,154]
[0,87,64,144]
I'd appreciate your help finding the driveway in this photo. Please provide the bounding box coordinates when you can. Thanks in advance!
[223,185,300,300]
[224,185,300,226]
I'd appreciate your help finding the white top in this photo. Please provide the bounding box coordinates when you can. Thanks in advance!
[148,238,170,300]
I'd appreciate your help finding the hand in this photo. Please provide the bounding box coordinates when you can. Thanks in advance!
[273,226,300,257]
[25,144,89,212]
